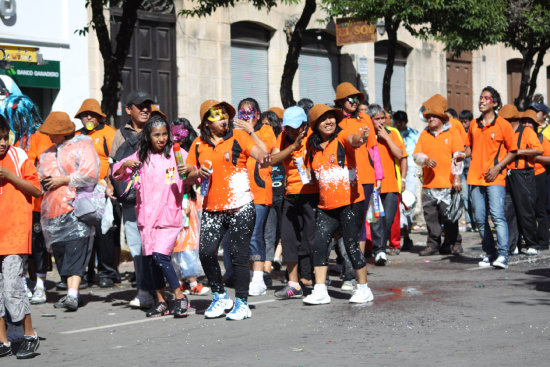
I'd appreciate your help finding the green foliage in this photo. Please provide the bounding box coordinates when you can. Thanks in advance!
[504,0,550,53]
[179,0,297,17]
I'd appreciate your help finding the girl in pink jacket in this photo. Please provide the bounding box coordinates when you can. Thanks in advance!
[113,116,191,318]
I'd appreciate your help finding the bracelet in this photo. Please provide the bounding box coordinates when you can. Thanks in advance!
[496,163,502,171]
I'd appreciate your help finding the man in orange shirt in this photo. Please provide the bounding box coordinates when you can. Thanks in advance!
[413,99,464,256]
[75,99,119,288]
[466,87,518,269]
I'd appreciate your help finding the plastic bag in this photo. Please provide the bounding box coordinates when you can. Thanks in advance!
[101,198,114,234]
[367,190,385,223]
[444,189,463,222]
[73,184,106,226]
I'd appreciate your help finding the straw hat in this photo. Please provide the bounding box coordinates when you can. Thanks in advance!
[422,94,449,121]
[309,104,344,128]
[199,100,235,127]
[268,107,284,120]
[499,104,520,121]
[423,94,448,111]
[39,112,75,135]
[74,98,106,119]
[521,109,540,125]
[334,82,365,103]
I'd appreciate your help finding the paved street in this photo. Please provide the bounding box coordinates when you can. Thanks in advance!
[5,230,550,366]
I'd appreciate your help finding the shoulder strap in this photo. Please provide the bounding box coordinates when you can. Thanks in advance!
[514,125,527,169]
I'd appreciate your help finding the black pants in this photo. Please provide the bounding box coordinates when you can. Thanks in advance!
[280,194,318,264]
[535,173,549,249]
[199,203,255,299]
[422,192,460,250]
[142,252,180,291]
[52,237,90,278]
[370,192,399,255]
[313,202,366,270]
[31,211,49,274]
[505,169,538,251]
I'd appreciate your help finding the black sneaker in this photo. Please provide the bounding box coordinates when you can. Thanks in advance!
[173,296,190,318]
[274,285,303,300]
[54,295,79,311]
[15,334,39,359]
[146,302,169,318]
[0,342,12,357]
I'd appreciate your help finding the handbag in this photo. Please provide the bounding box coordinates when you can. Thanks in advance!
[73,184,107,226]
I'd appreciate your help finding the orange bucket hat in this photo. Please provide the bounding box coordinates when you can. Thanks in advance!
[199,100,236,127]
[268,107,284,120]
[39,112,76,135]
[151,105,168,121]
[74,98,106,119]
[309,104,344,128]
[499,104,520,121]
[334,82,365,103]
[521,109,540,125]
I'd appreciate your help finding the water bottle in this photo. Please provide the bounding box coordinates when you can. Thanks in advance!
[201,160,213,196]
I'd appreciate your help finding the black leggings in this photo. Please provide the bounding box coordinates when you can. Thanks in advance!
[199,202,255,299]
[313,201,366,269]
[142,252,180,291]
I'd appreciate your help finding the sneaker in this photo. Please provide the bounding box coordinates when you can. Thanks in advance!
[524,248,538,256]
[349,286,374,303]
[173,296,190,318]
[25,285,33,300]
[401,237,413,251]
[492,256,509,269]
[190,284,210,296]
[478,256,492,268]
[374,252,387,266]
[387,248,401,256]
[226,298,252,320]
[341,280,357,291]
[63,295,79,311]
[30,288,46,305]
[15,334,39,359]
[511,247,519,256]
[274,285,303,300]
[248,281,267,296]
[0,342,11,357]
[129,295,154,309]
[145,302,170,317]
[303,288,331,305]
[204,292,233,319]
[180,283,191,295]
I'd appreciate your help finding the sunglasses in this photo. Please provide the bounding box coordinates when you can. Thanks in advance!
[346,96,360,105]
[207,107,229,122]
[238,108,257,120]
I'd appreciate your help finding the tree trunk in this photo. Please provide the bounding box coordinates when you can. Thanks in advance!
[280,0,316,108]
[90,0,143,123]
[515,49,535,110]
[382,16,398,113]
[525,46,548,105]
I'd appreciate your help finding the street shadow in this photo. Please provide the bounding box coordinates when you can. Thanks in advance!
[524,268,550,294]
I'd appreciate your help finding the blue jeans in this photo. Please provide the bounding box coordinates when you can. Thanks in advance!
[460,171,473,225]
[470,185,508,259]
[249,204,270,261]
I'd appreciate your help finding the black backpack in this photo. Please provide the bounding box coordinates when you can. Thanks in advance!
[110,127,141,204]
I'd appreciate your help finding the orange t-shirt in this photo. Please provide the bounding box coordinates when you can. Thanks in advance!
[506,125,543,170]
[0,146,40,255]
[466,115,518,186]
[247,125,276,206]
[186,130,256,211]
[276,130,319,196]
[338,112,378,185]
[413,127,464,189]
[535,134,550,175]
[27,131,54,212]
[449,118,467,146]
[378,128,407,194]
[77,124,116,180]
[309,129,365,210]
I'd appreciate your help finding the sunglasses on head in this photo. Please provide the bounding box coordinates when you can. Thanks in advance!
[238,108,257,120]
[207,107,229,122]
[346,96,360,105]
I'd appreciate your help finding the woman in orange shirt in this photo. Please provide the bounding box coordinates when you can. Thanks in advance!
[302,104,373,305]
[183,100,270,321]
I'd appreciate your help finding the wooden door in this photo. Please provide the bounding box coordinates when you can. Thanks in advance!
[446,51,473,113]
[507,59,522,105]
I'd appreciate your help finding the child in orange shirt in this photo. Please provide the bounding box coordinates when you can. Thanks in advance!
[0,115,41,359]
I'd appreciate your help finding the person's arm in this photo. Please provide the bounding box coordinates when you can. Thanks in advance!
[400,157,408,192]
[465,146,472,158]
[178,164,200,181]
[235,119,267,152]
[377,127,403,160]
[485,151,517,182]
[452,174,462,191]
[0,167,41,197]
[250,145,271,167]
[517,148,542,157]
[535,155,550,164]
[270,130,306,166]
[347,127,370,148]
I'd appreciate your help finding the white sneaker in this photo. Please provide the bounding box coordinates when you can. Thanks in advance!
[478,256,492,268]
[303,288,331,305]
[349,286,374,303]
[492,256,508,269]
[375,252,387,266]
[511,247,519,255]
[204,292,234,318]
[341,280,357,291]
[248,281,267,296]
[26,285,33,300]
[524,248,538,256]
[30,287,46,304]
[226,298,252,320]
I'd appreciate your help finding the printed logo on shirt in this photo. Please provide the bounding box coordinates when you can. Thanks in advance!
[33,222,41,233]
[166,167,176,184]
[444,138,448,144]
[95,137,100,144]
[224,151,230,162]
[491,133,495,140]
[330,154,335,163]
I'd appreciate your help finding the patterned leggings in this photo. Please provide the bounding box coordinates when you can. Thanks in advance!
[0,255,31,322]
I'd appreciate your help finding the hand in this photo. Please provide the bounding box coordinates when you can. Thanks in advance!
[123,159,141,170]
[360,126,369,142]
[259,153,272,168]
[376,124,390,141]
[106,181,116,200]
[178,164,192,177]
[0,166,15,181]
[452,177,462,191]
[234,119,254,134]
[44,175,70,190]
[484,166,500,182]
[291,130,306,151]
[426,158,437,168]
[183,206,191,216]
[374,179,382,191]
[401,179,406,193]
[198,164,212,179]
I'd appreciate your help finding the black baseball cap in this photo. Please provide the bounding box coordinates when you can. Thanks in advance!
[126,90,154,106]
[530,103,549,114]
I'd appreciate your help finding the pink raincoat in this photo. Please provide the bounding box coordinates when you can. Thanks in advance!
[113,149,189,256]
